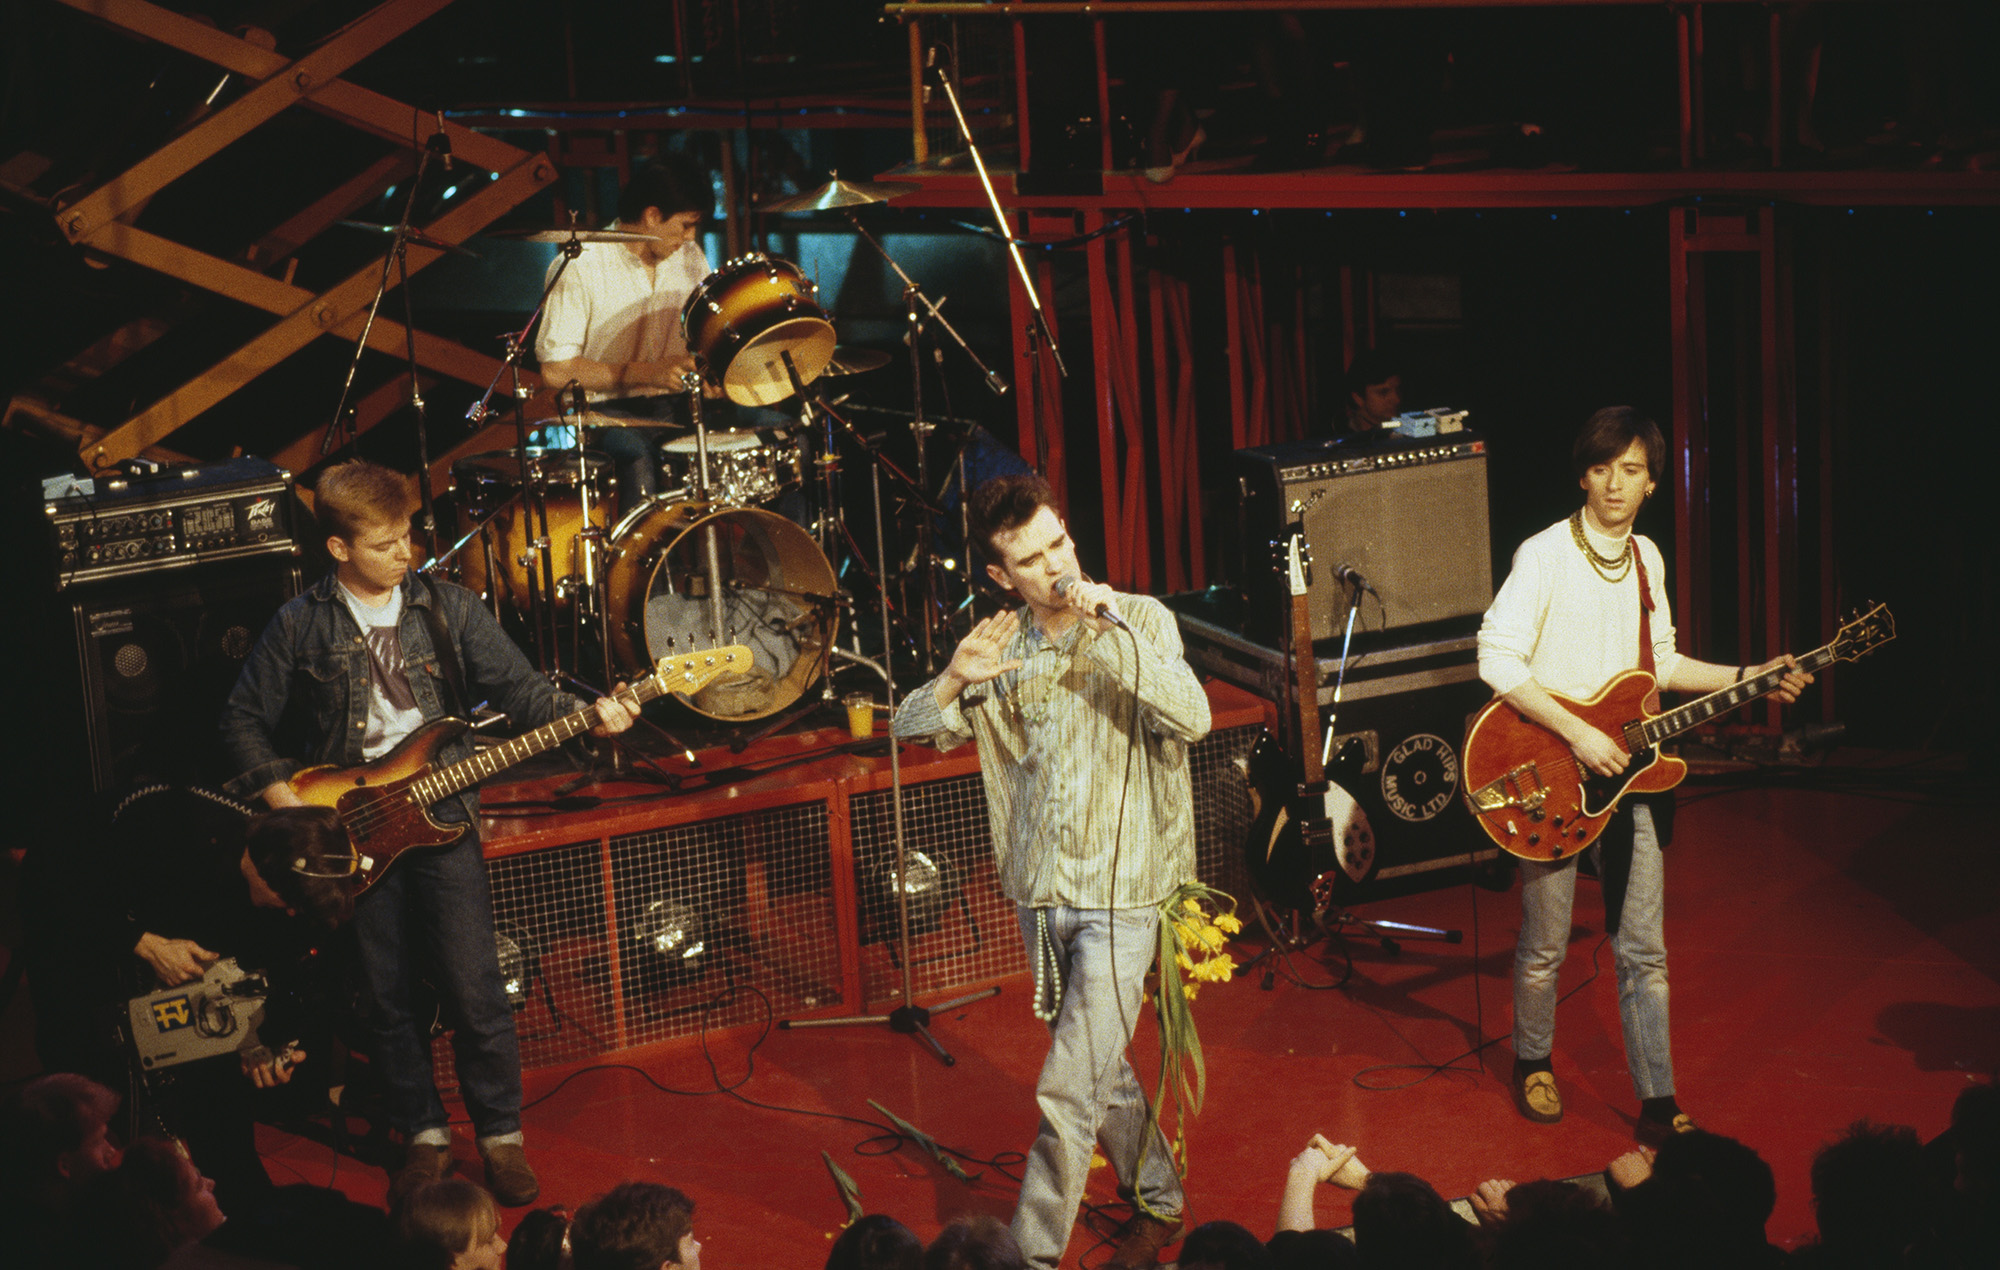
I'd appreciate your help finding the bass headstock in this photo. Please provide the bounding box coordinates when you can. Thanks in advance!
[652,645,755,695]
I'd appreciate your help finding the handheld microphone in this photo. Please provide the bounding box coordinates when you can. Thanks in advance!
[1053,575,1131,632]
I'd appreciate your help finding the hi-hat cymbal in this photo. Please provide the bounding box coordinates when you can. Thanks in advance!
[760,174,920,214]
[498,228,659,244]
[824,346,892,376]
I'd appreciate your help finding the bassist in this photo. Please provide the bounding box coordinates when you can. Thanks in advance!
[1476,408,1809,1144]
[218,460,634,1207]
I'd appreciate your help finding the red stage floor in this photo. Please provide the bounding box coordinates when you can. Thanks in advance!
[253,759,1993,1266]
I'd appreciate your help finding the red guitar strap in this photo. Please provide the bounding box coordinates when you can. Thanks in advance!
[1632,544,1659,712]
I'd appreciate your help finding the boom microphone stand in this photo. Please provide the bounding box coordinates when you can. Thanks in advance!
[777,376,997,1066]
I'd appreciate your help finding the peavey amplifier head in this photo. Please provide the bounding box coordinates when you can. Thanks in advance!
[127,957,270,1072]
[1237,431,1493,647]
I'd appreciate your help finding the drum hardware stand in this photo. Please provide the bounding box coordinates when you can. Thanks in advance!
[454,223,594,676]
[778,387,999,1064]
[681,370,732,652]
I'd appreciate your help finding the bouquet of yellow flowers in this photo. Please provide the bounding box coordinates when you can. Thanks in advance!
[1145,879,1242,1183]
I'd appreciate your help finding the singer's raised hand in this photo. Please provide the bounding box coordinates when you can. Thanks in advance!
[940,610,1023,704]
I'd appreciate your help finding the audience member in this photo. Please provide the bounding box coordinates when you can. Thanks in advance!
[570,1181,700,1270]
[1349,1171,1480,1270]
[1481,1178,1626,1270]
[1265,1227,1358,1270]
[1792,1120,1927,1268]
[0,1073,124,1266]
[1179,1219,1271,1270]
[1277,1135,1371,1233]
[1910,1079,2000,1269]
[509,1205,575,1270]
[395,1177,508,1270]
[64,1136,227,1270]
[829,1214,925,1270]
[1606,1129,1783,1269]
[924,1215,1025,1270]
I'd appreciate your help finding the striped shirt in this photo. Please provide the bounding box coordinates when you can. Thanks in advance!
[893,593,1211,909]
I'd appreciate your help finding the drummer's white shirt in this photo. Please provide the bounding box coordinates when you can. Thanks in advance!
[534,233,711,398]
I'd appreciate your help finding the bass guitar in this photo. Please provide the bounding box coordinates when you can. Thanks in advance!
[1463,603,1894,861]
[1243,527,1376,915]
[288,647,750,894]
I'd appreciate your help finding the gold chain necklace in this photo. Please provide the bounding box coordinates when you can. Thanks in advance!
[1570,509,1634,583]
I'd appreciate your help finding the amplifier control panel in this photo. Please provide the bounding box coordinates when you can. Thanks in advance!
[45,459,298,589]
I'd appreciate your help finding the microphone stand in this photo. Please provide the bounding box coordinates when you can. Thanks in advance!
[930,47,1066,480]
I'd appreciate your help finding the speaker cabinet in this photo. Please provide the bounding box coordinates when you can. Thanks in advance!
[1313,647,1501,904]
[1238,434,1492,646]
[68,560,300,793]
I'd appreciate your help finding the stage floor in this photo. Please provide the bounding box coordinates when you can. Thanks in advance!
[251,754,1993,1265]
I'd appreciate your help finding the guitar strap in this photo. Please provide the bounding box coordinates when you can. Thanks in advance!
[1603,545,1675,937]
[416,574,468,716]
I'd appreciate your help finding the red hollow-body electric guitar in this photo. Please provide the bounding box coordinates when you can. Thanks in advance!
[287,647,750,893]
[1463,604,1894,862]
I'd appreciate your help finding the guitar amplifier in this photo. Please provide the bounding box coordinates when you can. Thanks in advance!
[43,458,298,590]
[1236,432,1493,647]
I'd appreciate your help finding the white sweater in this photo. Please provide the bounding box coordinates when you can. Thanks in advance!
[1478,515,1684,701]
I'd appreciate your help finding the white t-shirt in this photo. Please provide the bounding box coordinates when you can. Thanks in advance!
[534,235,711,400]
[1477,515,1685,701]
[336,581,427,760]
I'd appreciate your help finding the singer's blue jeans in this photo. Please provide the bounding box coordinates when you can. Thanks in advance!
[1012,904,1185,1270]
[1513,804,1675,1100]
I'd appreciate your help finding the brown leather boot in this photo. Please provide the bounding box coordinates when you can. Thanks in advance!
[483,1142,540,1206]
[1106,1214,1184,1270]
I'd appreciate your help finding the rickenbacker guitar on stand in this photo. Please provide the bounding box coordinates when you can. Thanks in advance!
[287,646,751,894]
[1462,603,1894,861]
[1244,527,1376,915]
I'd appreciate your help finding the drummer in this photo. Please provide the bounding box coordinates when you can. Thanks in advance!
[535,153,717,507]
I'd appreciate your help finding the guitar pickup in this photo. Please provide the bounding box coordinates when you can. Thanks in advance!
[1299,821,1335,849]
[1470,763,1548,815]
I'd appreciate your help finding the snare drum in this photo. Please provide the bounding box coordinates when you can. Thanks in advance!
[450,448,614,612]
[680,254,837,407]
[657,428,802,506]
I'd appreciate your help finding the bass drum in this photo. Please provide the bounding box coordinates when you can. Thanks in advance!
[605,499,838,721]
[680,253,836,407]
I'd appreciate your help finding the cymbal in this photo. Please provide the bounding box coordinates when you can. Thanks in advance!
[337,221,480,258]
[824,346,892,376]
[760,174,920,214]
[497,228,659,244]
[574,406,688,428]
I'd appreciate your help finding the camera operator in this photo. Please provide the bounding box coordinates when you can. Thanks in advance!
[21,785,356,1212]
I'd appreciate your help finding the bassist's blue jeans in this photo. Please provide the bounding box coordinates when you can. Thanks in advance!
[1513,804,1674,1100]
[352,832,523,1141]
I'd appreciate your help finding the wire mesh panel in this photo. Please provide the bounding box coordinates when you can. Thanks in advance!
[1192,724,1262,907]
[607,802,843,1044]
[850,723,1267,1006]
[850,769,1023,1008]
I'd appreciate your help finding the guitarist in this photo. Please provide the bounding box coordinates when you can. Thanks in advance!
[1476,408,1810,1145]
[218,459,635,1207]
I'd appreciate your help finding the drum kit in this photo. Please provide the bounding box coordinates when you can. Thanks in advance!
[429,173,988,730]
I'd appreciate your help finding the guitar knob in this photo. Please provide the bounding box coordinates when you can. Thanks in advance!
[1552,815,1563,827]
[1528,834,1540,847]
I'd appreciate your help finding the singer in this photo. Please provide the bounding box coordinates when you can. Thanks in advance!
[893,475,1211,1270]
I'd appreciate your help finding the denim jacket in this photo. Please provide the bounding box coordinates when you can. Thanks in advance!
[218,571,580,821]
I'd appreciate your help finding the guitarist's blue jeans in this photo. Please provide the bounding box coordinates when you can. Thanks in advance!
[352,830,523,1142]
[1011,904,1185,1270]
[1513,804,1674,1100]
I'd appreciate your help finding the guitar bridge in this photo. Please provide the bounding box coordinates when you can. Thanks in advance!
[1470,764,1549,820]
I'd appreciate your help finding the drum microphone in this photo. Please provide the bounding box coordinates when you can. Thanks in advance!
[1332,563,1380,598]
[1053,575,1130,632]
[427,110,454,175]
